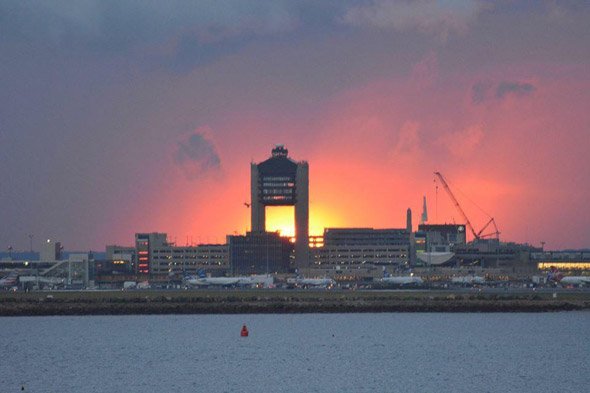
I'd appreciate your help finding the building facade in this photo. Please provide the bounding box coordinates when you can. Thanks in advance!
[227,231,293,275]
[106,233,229,277]
[323,228,411,247]
[532,250,590,274]
[453,241,538,271]
[135,233,168,274]
[416,224,467,253]
[310,228,411,278]
[40,239,62,261]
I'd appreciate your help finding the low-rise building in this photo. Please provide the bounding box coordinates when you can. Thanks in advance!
[532,250,590,274]
[227,231,293,275]
[453,240,539,273]
[309,228,411,281]
[151,243,228,276]
[104,233,229,279]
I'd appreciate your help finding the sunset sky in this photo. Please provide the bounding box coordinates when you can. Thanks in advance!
[1,1,589,251]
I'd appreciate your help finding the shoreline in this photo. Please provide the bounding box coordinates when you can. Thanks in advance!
[2,290,590,316]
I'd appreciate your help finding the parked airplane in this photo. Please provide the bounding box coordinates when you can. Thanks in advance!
[0,271,18,288]
[559,276,590,285]
[185,270,240,287]
[547,266,590,286]
[381,270,424,286]
[287,276,336,288]
[450,275,486,285]
[123,281,137,290]
[184,270,275,287]
[237,274,274,288]
[136,281,151,289]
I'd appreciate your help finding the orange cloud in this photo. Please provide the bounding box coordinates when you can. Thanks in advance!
[439,124,485,158]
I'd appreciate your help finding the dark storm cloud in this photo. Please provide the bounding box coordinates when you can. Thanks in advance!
[472,80,536,103]
[158,33,250,73]
[0,0,301,70]
[174,132,221,180]
[340,0,485,40]
[0,1,368,74]
[496,81,536,99]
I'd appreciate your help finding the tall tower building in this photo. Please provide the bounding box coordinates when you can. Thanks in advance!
[407,208,415,266]
[41,239,62,261]
[134,233,168,275]
[251,145,309,268]
[421,196,428,224]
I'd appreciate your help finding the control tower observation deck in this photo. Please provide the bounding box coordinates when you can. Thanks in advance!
[250,145,309,267]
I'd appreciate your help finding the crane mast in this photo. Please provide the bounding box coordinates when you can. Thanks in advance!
[433,172,479,241]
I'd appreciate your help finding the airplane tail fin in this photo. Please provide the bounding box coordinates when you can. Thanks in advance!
[197,269,206,279]
[382,267,390,278]
[0,271,18,286]
[547,266,563,282]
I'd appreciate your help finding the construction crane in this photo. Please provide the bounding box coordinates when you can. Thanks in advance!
[433,172,500,241]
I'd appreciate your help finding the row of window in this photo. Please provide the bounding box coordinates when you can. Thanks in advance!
[263,195,293,201]
[316,248,407,252]
[313,260,406,266]
[263,188,294,195]
[164,261,225,266]
[262,176,292,182]
[314,254,407,258]
[262,182,295,187]
[151,249,227,254]
[152,256,227,260]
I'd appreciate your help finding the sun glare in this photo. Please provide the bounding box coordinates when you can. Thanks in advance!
[310,206,346,236]
[265,206,295,237]
[264,205,346,238]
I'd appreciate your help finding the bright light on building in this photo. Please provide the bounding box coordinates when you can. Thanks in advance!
[538,262,590,271]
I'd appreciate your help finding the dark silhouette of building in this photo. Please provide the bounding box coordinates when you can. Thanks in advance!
[312,227,411,271]
[250,145,309,267]
[227,232,293,275]
[323,228,410,247]
[417,224,467,247]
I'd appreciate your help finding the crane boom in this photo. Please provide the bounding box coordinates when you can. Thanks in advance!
[477,217,500,239]
[433,172,479,241]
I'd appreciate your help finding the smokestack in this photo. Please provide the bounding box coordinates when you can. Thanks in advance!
[406,208,412,232]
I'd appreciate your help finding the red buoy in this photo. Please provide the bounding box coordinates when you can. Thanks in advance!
[240,324,249,337]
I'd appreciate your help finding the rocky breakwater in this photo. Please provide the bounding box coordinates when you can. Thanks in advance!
[1,291,589,316]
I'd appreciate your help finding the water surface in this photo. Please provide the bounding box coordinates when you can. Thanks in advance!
[1,312,588,392]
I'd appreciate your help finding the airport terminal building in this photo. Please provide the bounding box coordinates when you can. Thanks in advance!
[308,228,411,281]
[105,233,228,278]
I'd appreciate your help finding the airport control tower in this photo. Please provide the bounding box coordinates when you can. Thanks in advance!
[251,145,309,267]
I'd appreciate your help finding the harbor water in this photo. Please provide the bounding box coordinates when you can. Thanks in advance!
[1,312,588,392]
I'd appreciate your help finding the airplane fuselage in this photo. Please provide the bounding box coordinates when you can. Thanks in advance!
[559,276,590,286]
[451,276,485,285]
[382,276,424,285]
[287,277,335,288]
[185,276,240,286]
